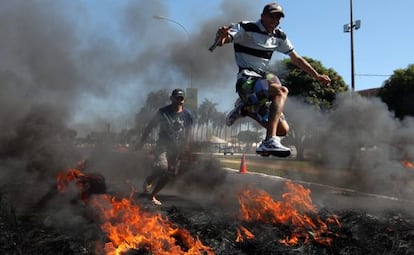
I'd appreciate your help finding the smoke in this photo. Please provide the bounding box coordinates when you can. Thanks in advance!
[0,0,257,216]
[285,93,414,198]
[0,0,261,135]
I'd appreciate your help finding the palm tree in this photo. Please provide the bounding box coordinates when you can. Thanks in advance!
[211,111,226,138]
[197,99,218,140]
[134,89,170,144]
[190,107,200,140]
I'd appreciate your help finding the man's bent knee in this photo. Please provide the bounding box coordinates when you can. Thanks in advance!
[269,83,289,97]
[153,152,168,172]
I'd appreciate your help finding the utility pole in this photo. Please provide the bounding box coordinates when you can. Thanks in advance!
[343,0,361,91]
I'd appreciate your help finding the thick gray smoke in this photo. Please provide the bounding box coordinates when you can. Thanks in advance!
[285,93,414,198]
[0,0,257,136]
[0,0,250,215]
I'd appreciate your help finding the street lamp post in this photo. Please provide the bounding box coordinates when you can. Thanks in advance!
[153,15,193,88]
[343,0,361,91]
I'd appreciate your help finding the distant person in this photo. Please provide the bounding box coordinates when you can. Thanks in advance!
[137,88,193,205]
[213,2,331,157]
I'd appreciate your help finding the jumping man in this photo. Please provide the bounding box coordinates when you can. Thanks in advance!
[213,2,331,157]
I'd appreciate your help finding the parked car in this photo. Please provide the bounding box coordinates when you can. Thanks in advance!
[223,146,234,156]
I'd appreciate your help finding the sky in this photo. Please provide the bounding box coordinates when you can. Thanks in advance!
[0,0,413,136]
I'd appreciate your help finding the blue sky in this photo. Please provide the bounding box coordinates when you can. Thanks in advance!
[1,0,413,134]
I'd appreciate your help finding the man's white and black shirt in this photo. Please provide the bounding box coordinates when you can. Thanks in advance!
[228,19,295,78]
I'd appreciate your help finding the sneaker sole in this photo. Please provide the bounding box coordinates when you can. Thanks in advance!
[256,150,291,158]
[257,151,271,157]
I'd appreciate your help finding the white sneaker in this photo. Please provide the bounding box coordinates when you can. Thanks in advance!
[256,136,291,157]
[226,98,244,126]
[152,196,162,206]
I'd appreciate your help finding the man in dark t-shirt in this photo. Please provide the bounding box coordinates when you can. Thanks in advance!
[138,88,193,205]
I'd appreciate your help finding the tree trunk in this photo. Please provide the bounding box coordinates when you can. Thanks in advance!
[296,145,305,160]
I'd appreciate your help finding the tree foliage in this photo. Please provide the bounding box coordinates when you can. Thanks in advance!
[378,64,414,119]
[134,89,170,135]
[197,99,219,140]
[197,99,218,125]
[237,130,262,152]
[237,130,262,144]
[268,57,348,159]
[271,57,348,109]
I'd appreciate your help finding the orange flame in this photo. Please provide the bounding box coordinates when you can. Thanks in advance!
[57,168,90,200]
[90,195,215,255]
[402,160,414,169]
[57,165,214,255]
[57,160,87,191]
[237,181,341,246]
[235,225,255,243]
[56,160,103,202]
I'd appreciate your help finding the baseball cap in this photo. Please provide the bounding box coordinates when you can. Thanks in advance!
[262,2,285,17]
[171,88,185,97]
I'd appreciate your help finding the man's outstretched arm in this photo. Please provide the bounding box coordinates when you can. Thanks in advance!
[135,113,159,150]
[288,51,331,85]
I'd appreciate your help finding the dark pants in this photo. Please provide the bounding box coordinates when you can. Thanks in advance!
[145,150,181,197]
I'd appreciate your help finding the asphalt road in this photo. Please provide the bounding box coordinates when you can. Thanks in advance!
[187,153,414,215]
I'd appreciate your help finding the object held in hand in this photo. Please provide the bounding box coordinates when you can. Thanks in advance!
[208,35,221,52]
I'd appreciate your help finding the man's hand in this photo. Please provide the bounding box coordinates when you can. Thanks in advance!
[316,74,331,86]
[216,26,231,46]
[209,26,231,52]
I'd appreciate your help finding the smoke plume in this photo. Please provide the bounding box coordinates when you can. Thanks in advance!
[285,93,414,198]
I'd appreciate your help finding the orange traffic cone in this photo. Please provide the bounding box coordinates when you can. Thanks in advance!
[239,154,248,174]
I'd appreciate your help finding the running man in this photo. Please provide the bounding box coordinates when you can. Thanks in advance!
[138,88,193,205]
